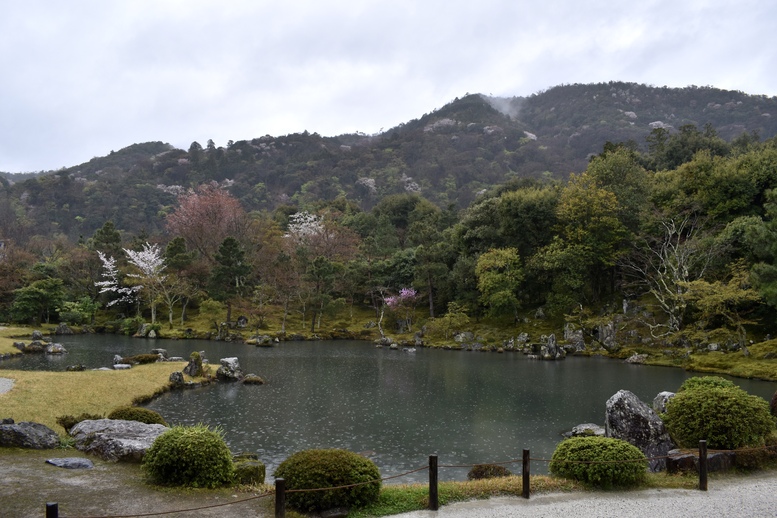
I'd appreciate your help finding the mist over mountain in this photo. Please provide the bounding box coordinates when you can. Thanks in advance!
[2,81,776,241]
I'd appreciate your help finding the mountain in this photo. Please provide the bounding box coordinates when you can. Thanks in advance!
[2,81,776,241]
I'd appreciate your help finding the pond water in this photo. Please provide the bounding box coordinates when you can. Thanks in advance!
[3,335,776,482]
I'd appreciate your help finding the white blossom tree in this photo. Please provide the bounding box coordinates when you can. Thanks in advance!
[124,243,167,324]
[95,251,142,309]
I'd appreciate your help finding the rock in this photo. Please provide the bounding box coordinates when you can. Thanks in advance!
[22,342,45,353]
[249,335,273,346]
[147,329,157,338]
[45,343,67,354]
[624,353,647,364]
[233,459,266,484]
[320,508,350,518]
[54,323,75,335]
[1,418,14,424]
[599,321,619,352]
[31,330,44,341]
[652,391,675,414]
[151,348,168,359]
[242,373,265,385]
[666,449,735,474]
[540,334,565,360]
[605,390,675,471]
[182,353,204,377]
[66,364,86,371]
[0,421,60,449]
[236,315,248,328]
[113,354,124,365]
[168,371,184,386]
[216,357,244,381]
[13,341,25,350]
[168,356,184,362]
[46,457,94,469]
[113,364,132,370]
[135,323,151,337]
[454,332,475,343]
[564,423,606,438]
[70,419,168,462]
[708,343,720,352]
[534,307,546,319]
[563,324,585,351]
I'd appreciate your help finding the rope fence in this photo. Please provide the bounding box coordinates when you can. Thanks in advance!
[46,440,777,518]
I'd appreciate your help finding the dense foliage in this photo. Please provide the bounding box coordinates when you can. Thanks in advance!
[2,83,777,359]
[662,378,776,449]
[142,424,234,488]
[273,449,381,512]
[107,406,167,426]
[549,437,647,488]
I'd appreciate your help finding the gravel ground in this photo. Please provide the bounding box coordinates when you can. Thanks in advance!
[0,377,13,395]
[394,472,777,518]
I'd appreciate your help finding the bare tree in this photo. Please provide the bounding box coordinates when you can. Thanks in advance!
[621,214,716,337]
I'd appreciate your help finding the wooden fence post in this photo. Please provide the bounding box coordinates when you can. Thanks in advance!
[522,449,530,499]
[698,440,708,491]
[275,477,286,518]
[45,503,58,518]
[429,454,439,511]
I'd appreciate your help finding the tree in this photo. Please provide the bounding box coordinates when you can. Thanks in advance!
[95,251,141,310]
[123,242,167,324]
[475,248,523,320]
[166,182,248,263]
[682,260,761,354]
[11,278,65,324]
[210,237,251,323]
[622,214,715,335]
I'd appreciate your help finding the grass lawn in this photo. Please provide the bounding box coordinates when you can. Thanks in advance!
[0,361,187,434]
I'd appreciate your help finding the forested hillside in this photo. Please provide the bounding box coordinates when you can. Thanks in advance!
[2,82,777,356]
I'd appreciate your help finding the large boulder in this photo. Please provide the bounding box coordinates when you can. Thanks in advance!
[0,421,60,449]
[216,357,245,381]
[70,419,168,462]
[563,423,606,438]
[652,391,675,414]
[54,323,74,335]
[605,390,675,471]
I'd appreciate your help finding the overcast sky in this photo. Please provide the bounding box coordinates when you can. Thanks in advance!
[1,0,775,173]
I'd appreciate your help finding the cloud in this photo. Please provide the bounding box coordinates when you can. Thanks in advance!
[1,0,775,172]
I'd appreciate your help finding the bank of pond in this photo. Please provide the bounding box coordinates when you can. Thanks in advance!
[2,334,776,482]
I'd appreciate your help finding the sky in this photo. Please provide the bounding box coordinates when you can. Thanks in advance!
[1,0,776,173]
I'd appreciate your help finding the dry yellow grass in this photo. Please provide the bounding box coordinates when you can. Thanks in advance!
[0,326,31,355]
[0,362,186,433]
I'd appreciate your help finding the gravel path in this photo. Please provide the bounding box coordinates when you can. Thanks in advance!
[0,377,13,395]
[394,472,777,518]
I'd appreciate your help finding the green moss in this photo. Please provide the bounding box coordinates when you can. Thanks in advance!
[107,406,167,426]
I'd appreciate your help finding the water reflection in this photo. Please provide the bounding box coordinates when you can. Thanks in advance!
[3,336,776,482]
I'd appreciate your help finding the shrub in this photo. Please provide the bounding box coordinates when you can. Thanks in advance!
[55,413,104,433]
[121,353,160,365]
[770,390,777,418]
[467,463,512,480]
[678,376,736,392]
[234,459,266,485]
[142,424,234,488]
[663,383,776,450]
[274,449,381,512]
[107,406,167,426]
[549,436,647,488]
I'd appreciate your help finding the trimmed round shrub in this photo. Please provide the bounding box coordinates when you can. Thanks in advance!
[662,382,776,450]
[549,437,647,488]
[467,463,512,480]
[273,449,380,512]
[143,424,234,488]
[108,406,167,426]
[678,376,736,392]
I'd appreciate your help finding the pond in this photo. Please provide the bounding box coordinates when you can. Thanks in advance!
[3,335,776,481]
